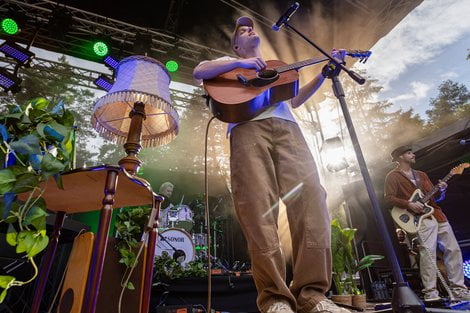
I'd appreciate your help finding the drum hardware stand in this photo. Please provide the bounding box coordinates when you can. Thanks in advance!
[275,3,424,312]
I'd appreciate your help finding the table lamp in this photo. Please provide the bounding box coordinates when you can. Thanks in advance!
[91,55,179,174]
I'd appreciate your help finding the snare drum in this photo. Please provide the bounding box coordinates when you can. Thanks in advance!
[155,228,195,266]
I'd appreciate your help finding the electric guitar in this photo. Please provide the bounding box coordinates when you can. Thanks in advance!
[391,163,469,234]
[202,50,371,123]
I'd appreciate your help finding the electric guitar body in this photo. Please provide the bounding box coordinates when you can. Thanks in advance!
[391,189,434,234]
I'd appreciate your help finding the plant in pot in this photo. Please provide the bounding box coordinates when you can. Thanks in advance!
[331,218,355,306]
[0,98,75,303]
[331,218,383,309]
[348,254,384,309]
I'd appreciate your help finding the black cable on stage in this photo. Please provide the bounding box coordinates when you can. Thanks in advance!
[204,115,217,313]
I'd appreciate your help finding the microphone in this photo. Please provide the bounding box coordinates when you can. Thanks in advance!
[272,2,300,31]
[459,139,470,145]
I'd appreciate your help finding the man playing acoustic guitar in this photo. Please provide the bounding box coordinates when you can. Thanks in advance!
[384,145,470,302]
[193,16,349,313]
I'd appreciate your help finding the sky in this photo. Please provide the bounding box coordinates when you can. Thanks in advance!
[354,0,470,118]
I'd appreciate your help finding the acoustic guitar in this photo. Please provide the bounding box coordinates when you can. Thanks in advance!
[202,50,371,123]
[391,163,469,234]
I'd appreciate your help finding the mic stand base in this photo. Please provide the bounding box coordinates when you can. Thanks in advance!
[392,282,425,313]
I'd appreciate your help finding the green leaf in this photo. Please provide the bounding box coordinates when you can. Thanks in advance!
[0,169,16,194]
[31,98,49,110]
[36,123,47,138]
[6,224,17,246]
[0,275,15,303]
[8,165,32,177]
[0,288,8,303]
[47,121,69,140]
[5,112,22,120]
[16,230,35,254]
[126,282,135,290]
[40,152,65,178]
[0,276,15,289]
[60,110,74,127]
[12,173,40,194]
[27,234,49,257]
[10,135,41,155]
[54,174,64,190]
[24,205,48,230]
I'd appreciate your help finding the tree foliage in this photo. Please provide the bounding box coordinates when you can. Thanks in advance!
[426,80,470,130]
[324,70,426,168]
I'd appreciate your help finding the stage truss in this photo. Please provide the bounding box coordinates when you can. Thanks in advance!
[0,55,202,108]
[0,0,230,85]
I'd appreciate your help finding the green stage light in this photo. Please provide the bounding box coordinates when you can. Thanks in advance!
[1,18,18,35]
[165,60,179,73]
[93,41,109,57]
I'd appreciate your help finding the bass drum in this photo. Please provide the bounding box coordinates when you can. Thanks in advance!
[155,228,195,266]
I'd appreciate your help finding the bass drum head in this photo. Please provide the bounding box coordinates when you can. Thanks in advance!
[155,228,195,266]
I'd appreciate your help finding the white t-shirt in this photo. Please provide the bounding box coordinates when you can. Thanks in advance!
[195,56,297,133]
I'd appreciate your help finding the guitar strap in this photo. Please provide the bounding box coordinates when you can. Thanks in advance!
[411,169,421,189]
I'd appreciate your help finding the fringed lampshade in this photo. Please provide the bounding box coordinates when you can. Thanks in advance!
[91,55,179,173]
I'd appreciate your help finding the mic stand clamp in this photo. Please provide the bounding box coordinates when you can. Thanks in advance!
[280,19,424,313]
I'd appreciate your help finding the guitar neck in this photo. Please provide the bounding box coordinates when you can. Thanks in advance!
[274,50,372,74]
[275,57,329,73]
[421,172,453,203]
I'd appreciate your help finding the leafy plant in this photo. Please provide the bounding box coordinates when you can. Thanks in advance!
[153,254,206,281]
[331,219,383,295]
[114,205,151,290]
[0,98,74,303]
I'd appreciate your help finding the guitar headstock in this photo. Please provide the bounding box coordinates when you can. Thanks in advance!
[346,50,372,63]
[450,162,470,175]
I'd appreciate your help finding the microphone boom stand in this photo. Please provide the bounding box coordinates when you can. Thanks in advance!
[282,21,425,313]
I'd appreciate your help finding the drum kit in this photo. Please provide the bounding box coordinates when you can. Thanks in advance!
[155,203,209,265]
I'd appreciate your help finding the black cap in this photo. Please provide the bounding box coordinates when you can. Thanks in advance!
[391,145,413,162]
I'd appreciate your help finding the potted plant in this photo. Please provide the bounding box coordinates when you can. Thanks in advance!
[331,218,383,309]
[331,218,355,305]
[0,98,75,303]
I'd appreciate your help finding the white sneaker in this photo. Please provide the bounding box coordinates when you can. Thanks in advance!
[423,290,441,302]
[266,301,295,313]
[452,288,470,301]
[312,299,351,313]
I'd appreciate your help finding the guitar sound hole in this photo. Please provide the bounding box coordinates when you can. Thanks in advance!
[257,70,279,80]
[399,214,410,223]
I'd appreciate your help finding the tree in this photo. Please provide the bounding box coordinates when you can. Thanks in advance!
[426,80,470,130]
[323,70,425,167]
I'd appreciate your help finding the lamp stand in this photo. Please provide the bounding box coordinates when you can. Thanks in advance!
[118,101,146,174]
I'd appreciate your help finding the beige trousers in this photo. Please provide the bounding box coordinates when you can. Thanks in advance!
[418,217,466,294]
[230,118,331,313]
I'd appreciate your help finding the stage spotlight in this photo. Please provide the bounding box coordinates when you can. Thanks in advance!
[93,75,114,91]
[1,18,18,35]
[165,60,179,73]
[322,136,350,173]
[464,259,470,279]
[103,55,119,70]
[93,40,109,57]
[0,40,35,66]
[0,67,22,93]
